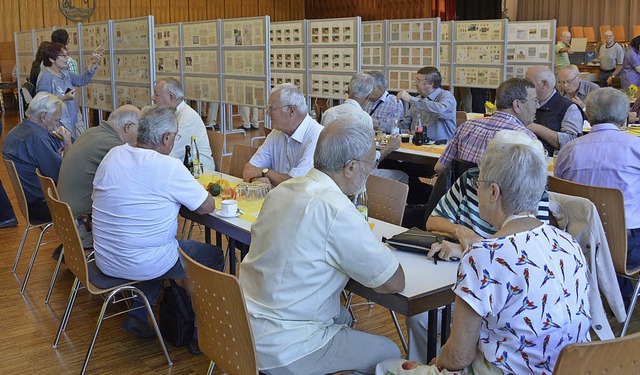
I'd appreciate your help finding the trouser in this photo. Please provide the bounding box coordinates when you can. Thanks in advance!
[207,102,219,126]
[618,228,640,302]
[0,179,16,221]
[264,306,401,375]
[370,168,410,184]
[27,199,52,223]
[240,106,259,126]
[129,239,225,323]
[599,69,615,87]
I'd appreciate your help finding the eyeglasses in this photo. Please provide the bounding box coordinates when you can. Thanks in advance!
[469,176,492,189]
[559,74,579,85]
[265,104,290,114]
[58,54,69,59]
[170,132,181,141]
[415,77,429,83]
[343,155,380,170]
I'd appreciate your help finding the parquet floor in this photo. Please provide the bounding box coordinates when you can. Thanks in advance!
[0,109,637,374]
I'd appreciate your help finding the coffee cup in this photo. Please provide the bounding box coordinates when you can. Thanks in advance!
[220,199,238,216]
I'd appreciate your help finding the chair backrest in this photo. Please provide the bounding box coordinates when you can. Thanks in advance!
[570,26,584,38]
[3,158,31,224]
[583,26,596,43]
[46,188,90,290]
[228,144,258,179]
[547,176,630,275]
[634,25,640,39]
[556,26,569,41]
[553,331,640,374]
[263,127,272,137]
[455,111,467,127]
[613,25,626,42]
[206,130,224,172]
[366,174,409,226]
[179,248,258,375]
[599,25,611,41]
[36,168,59,202]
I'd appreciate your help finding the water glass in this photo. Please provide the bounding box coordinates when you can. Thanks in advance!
[234,182,249,201]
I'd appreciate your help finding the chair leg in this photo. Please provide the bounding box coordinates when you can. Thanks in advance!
[20,222,54,294]
[12,224,32,272]
[53,277,81,348]
[187,220,196,239]
[207,361,215,375]
[180,217,189,240]
[342,290,358,323]
[45,247,64,304]
[389,310,409,354]
[621,277,640,336]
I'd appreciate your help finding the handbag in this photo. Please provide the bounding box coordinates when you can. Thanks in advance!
[159,279,195,347]
[383,227,460,261]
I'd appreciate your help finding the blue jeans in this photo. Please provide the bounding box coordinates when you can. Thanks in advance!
[129,240,225,323]
[0,179,16,222]
[618,228,640,301]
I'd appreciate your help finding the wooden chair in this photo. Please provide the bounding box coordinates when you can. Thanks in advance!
[228,144,258,179]
[35,168,66,304]
[599,25,611,42]
[366,174,409,226]
[455,111,467,127]
[634,25,640,39]
[47,188,172,375]
[553,331,640,374]
[583,26,596,43]
[206,130,224,172]
[179,247,258,375]
[547,176,639,336]
[613,25,626,42]
[570,26,584,38]
[3,158,56,294]
[556,26,569,41]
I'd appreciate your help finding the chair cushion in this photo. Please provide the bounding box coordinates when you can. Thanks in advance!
[88,261,136,289]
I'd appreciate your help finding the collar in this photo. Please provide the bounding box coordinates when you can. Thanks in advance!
[589,123,622,133]
[289,114,312,143]
[539,89,557,107]
[100,120,122,138]
[306,168,344,194]
[176,100,187,111]
[492,111,525,127]
[23,118,50,135]
[379,91,394,103]
[425,88,443,101]
[344,98,363,109]
[605,42,617,49]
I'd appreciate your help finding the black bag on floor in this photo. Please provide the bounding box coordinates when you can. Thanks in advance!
[159,279,195,347]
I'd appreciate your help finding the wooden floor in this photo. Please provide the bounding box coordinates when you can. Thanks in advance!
[0,108,638,374]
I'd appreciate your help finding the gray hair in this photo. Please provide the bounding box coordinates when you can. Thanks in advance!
[559,64,580,76]
[479,130,547,214]
[495,78,535,110]
[529,65,556,87]
[271,83,307,113]
[25,92,65,119]
[314,114,374,172]
[156,77,184,101]
[366,70,387,90]
[348,73,374,99]
[107,105,140,129]
[586,87,629,126]
[136,105,178,145]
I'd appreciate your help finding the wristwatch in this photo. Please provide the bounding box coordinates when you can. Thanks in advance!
[261,168,270,177]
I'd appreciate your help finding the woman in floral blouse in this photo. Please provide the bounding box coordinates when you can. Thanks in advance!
[378,132,591,375]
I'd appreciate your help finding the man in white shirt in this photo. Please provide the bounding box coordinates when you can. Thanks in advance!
[243,83,323,186]
[598,30,625,87]
[92,105,224,342]
[152,77,215,171]
[240,116,405,374]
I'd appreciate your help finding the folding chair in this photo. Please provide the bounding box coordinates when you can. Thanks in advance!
[553,331,640,374]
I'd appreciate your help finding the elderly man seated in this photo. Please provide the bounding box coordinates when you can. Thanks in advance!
[378,130,591,375]
[3,92,72,222]
[555,87,640,308]
[243,83,323,187]
[363,70,405,134]
[92,105,224,350]
[557,64,599,111]
[240,114,405,374]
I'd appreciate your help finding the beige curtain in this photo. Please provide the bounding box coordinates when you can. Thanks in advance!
[516,0,640,41]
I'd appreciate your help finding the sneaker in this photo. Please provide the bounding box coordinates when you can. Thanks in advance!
[188,339,203,355]
[241,123,251,130]
[0,218,18,228]
[251,123,260,129]
[122,316,156,339]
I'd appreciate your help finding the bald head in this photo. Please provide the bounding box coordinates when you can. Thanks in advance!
[525,66,556,100]
[560,31,571,44]
[107,104,141,145]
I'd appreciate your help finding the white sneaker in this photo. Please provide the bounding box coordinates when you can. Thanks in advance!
[251,123,260,129]
[241,123,251,130]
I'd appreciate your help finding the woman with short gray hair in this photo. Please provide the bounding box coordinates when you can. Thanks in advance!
[378,133,591,375]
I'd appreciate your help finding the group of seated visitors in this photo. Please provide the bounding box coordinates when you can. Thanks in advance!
[9,63,639,374]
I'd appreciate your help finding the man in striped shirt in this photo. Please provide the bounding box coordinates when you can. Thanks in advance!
[434,78,538,174]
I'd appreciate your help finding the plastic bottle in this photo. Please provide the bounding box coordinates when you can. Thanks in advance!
[352,189,369,221]
[184,145,193,173]
[190,136,202,178]
[413,117,424,146]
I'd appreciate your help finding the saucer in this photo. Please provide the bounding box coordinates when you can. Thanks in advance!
[213,209,244,218]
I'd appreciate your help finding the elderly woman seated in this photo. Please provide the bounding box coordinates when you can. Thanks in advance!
[379,133,591,374]
[406,131,552,363]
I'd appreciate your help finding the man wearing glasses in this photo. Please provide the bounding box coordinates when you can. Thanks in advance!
[525,65,583,156]
[557,64,600,110]
[243,83,323,187]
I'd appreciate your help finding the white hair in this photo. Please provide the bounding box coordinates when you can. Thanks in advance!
[348,73,374,99]
[136,105,177,145]
[271,83,307,113]
[314,113,374,172]
[586,88,629,126]
[156,77,184,101]
[25,92,65,119]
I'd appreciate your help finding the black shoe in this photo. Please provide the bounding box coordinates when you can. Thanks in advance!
[51,244,65,264]
[0,218,18,228]
[122,316,156,339]
[188,339,202,355]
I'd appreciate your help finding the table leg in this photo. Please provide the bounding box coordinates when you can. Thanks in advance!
[228,238,237,275]
[216,232,222,248]
[204,227,211,244]
[427,309,438,362]
[440,304,452,348]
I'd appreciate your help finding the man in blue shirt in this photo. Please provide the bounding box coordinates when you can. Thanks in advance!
[3,92,71,222]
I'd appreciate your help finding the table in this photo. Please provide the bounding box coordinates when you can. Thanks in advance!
[181,180,458,361]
